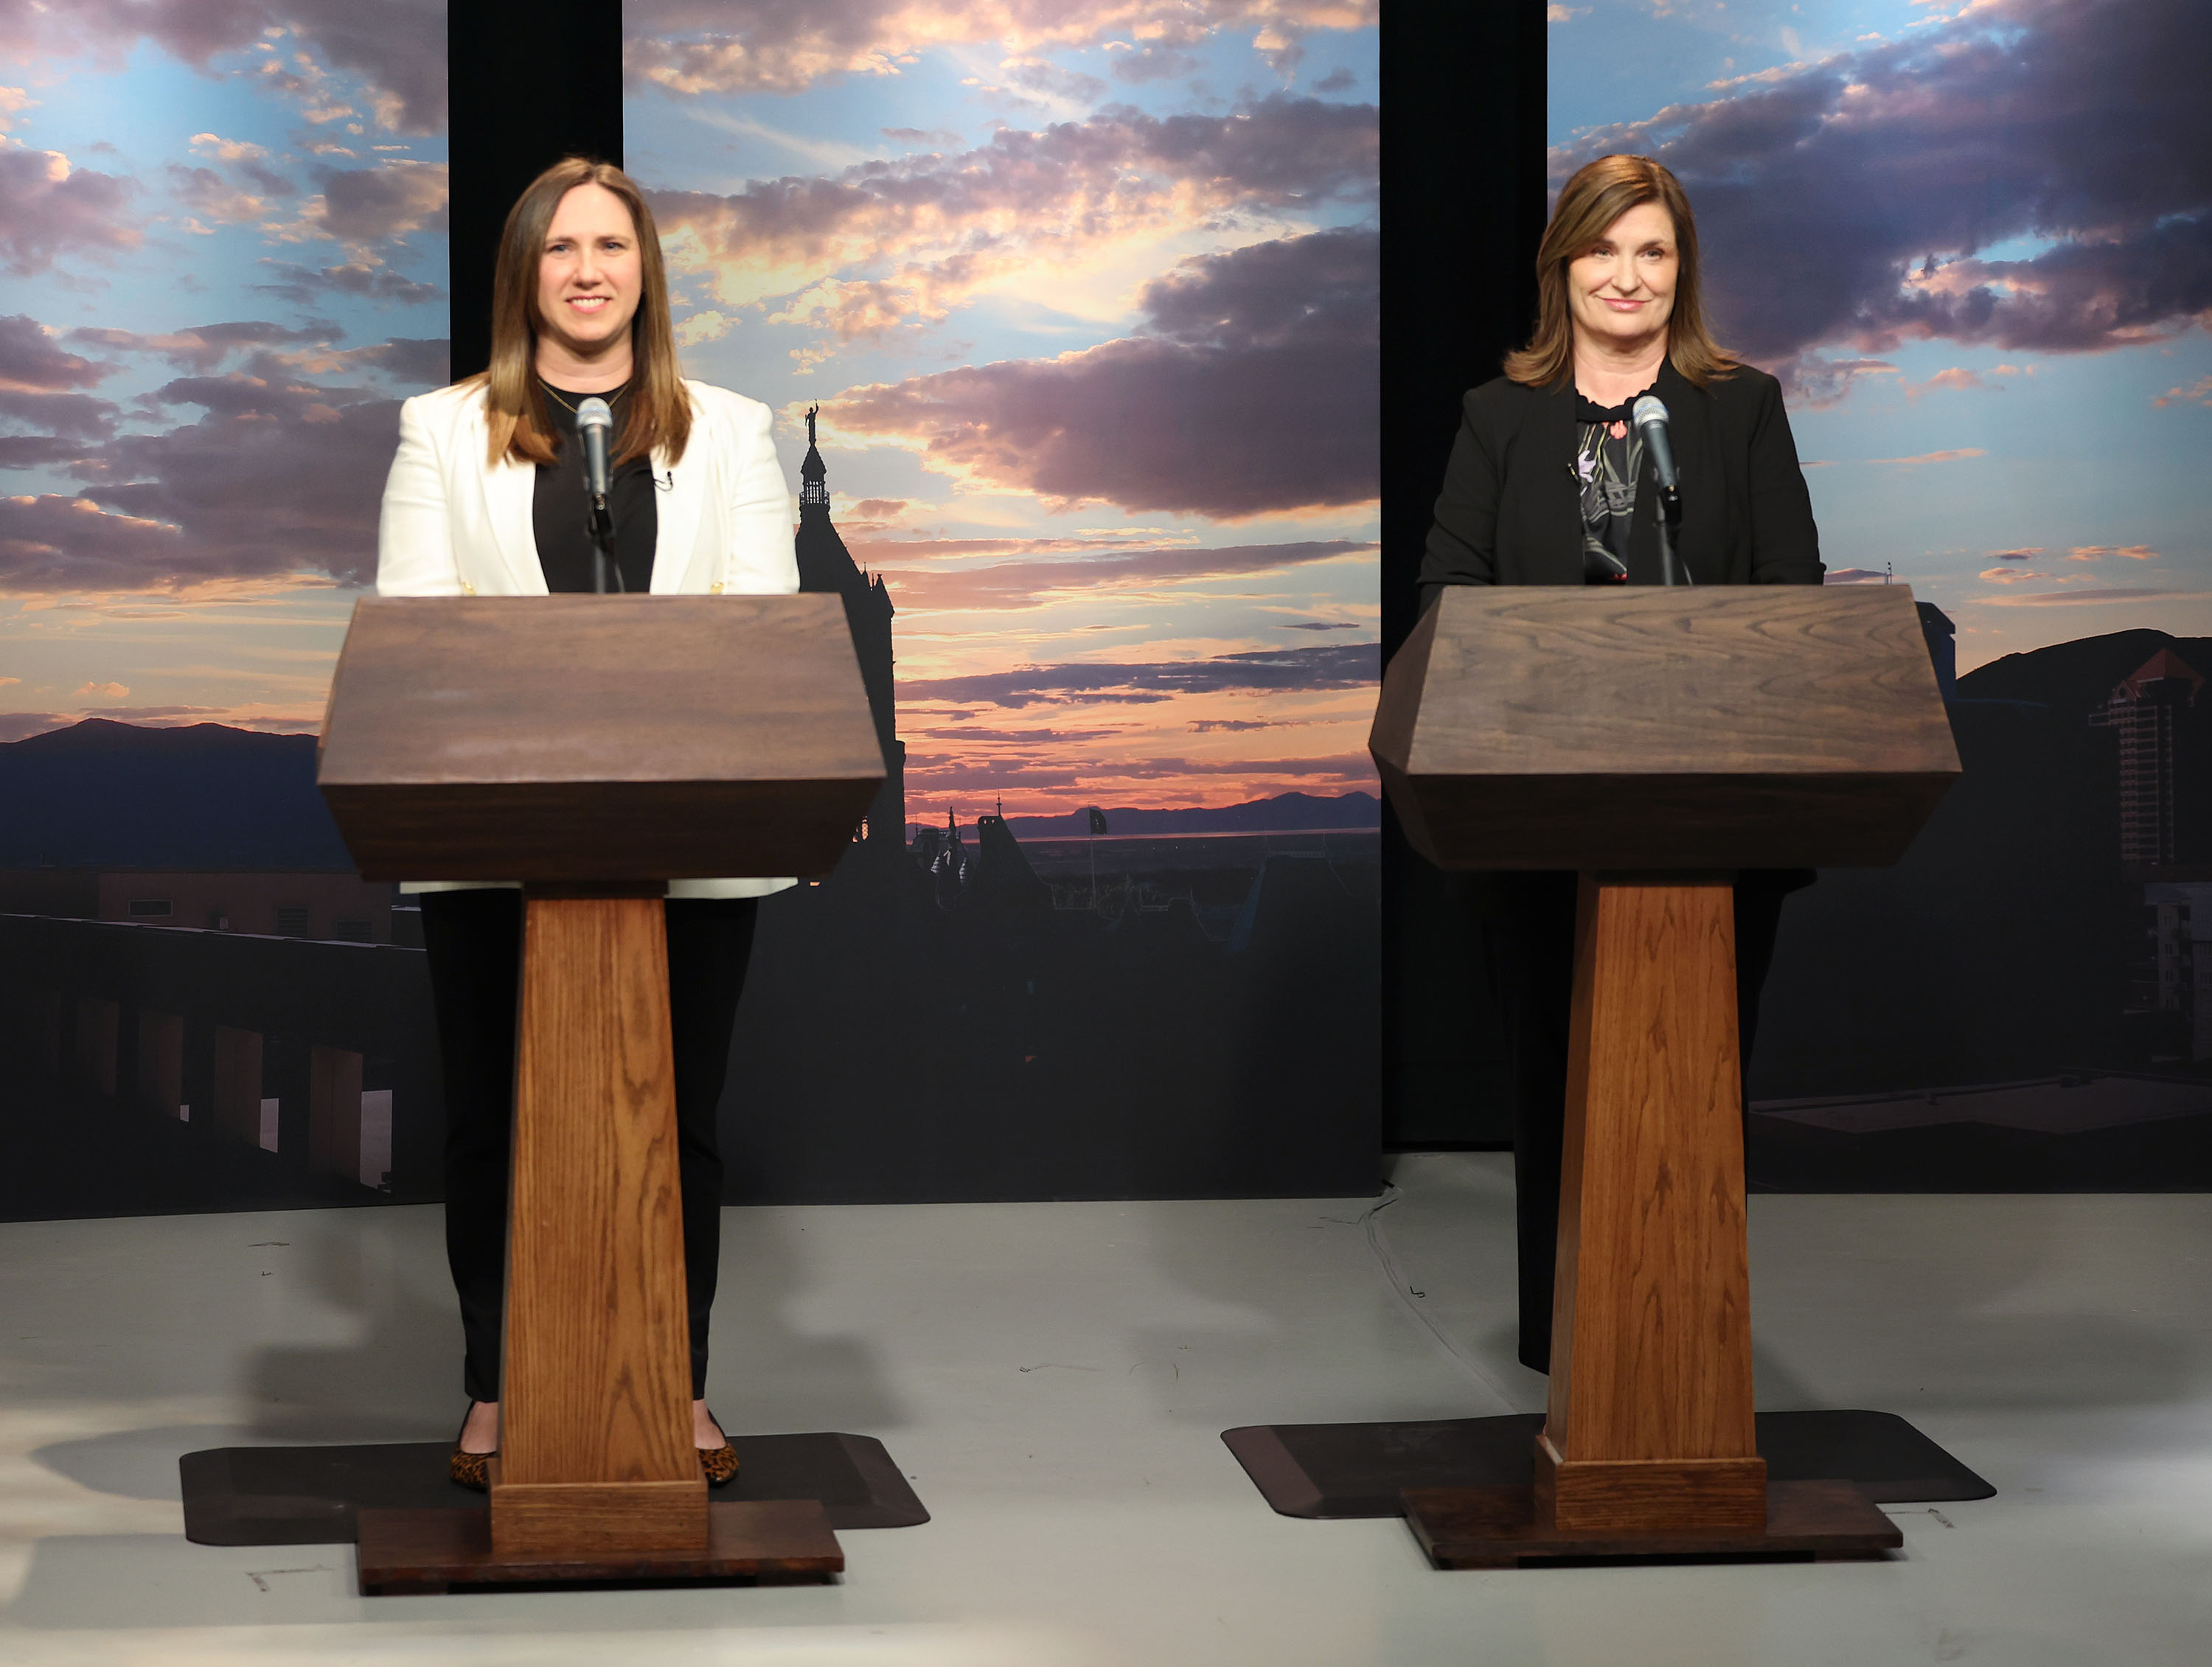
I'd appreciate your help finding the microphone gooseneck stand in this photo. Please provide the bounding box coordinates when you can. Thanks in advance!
[588,493,621,594]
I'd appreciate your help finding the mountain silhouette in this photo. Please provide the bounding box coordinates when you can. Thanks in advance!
[1004,790,1380,838]
[0,718,1380,871]
[0,719,352,870]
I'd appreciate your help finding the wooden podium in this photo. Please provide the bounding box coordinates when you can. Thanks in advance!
[317,594,883,1590]
[1370,585,1959,1565]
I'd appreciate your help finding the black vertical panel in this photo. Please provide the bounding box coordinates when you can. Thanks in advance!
[1379,1,1548,1147]
[447,5,625,380]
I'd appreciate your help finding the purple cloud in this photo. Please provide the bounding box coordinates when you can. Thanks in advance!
[828,228,1378,517]
[1557,0,2212,375]
[0,148,137,276]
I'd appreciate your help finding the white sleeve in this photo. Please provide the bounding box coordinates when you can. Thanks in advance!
[376,394,465,597]
[719,397,799,596]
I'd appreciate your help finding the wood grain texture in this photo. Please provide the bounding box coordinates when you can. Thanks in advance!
[1543,877,1762,1528]
[357,1500,843,1595]
[488,1480,707,1558]
[490,894,703,1553]
[1534,1437,1766,1534]
[1369,585,1960,869]
[1402,1480,1902,1570]
[317,594,885,880]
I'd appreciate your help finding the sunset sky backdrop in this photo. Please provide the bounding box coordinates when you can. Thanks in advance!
[1,0,2204,822]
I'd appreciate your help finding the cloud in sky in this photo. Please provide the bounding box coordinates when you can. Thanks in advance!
[900,638,1377,709]
[0,1,447,133]
[1979,566,2046,583]
[650,94,1376,348]
[825,228,1377,517]
[0,329,443,591]
[0,147,139,276]
[2068,543,2160,560]
[1872,448,1987,467]
[874,538,1371,611]
[624,1,1375,97]
[1974,586,2211,608]
[1556,0,2212,377]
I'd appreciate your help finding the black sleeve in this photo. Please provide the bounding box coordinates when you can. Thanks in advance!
[1745,375,1823,585]
[1416,391,1503,615]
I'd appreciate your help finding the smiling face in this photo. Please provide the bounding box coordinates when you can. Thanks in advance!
[533,183,643,373]
[1566,199,1679,355]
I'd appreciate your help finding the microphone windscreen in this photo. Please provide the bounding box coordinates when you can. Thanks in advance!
[577,397,614,431]
[1631,394,1669,431]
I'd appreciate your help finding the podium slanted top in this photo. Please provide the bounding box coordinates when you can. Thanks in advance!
[1369,585,1960,871]
[318,594,886,882]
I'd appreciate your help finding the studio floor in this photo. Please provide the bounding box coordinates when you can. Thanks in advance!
[0,1155,2207,1666]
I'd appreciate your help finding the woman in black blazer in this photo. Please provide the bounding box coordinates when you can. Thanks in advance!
[1416,155,1824,1374]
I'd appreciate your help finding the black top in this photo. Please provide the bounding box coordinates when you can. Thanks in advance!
[1573,388,1647,583]
[532,381,658,594]
[1416,359,1823,612]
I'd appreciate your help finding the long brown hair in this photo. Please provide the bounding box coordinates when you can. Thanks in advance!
[470,156,692,467]
[1503,154,1735,390]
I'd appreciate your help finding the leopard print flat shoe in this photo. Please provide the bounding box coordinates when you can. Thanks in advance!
[699,1410,739,1488]
[450,1402,495,1492]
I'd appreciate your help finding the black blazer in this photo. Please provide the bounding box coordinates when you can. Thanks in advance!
[1417,358,1823,609]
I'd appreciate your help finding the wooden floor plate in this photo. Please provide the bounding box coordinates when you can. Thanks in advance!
[1403,1480,1902,1570]
[356,1500,844,1595]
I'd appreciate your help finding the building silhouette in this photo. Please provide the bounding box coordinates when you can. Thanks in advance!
[793,405,906,868]
[2090,647,2206,869]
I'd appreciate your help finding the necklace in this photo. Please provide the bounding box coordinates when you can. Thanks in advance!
[538,379,629,415]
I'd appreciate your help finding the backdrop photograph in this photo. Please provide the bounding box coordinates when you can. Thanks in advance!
[1546,0,2212,1187]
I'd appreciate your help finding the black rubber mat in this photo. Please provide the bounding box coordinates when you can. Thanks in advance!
[181,1431,928,1545]
[1222,1409,1993,1519]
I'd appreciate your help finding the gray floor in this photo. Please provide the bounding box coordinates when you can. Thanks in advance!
[0,1155,2206,1666]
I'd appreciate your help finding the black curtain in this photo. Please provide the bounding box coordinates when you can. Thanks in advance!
[1378,1,1549,1147]
[447,3,625,381]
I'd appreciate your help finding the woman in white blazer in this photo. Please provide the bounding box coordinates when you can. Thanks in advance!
[375,157,796,1490]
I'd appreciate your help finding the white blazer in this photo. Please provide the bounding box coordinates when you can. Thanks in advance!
[375,377,800,901]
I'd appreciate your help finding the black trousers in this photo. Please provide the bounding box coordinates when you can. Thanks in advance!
[1484,871,1797,1374]
[420,888,759,1404]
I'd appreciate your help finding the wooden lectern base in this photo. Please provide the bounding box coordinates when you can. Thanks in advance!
[356,1500,844,1595]
[1402,1481,1902,1570]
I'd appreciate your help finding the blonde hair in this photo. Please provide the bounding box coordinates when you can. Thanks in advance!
[466,156,692,467]
[1503,154,1735,390]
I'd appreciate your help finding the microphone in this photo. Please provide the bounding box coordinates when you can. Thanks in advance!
[575,397,621,592]
[1630,394,1677,493]
[1630,393,1687,586]
[577,397,614,503]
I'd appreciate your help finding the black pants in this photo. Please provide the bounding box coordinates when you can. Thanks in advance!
[420,888,759,1404]
[1484,871,1798,1374]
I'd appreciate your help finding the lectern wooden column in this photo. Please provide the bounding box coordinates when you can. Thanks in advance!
[1370,585,1959,1565]
[317,594,883,1588]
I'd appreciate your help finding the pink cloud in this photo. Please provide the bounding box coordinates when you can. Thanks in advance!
[1979,566,2047,582]
[1873,448,1987,466]
[625,1,1375,97]
[651,97,1375,351]
[874,539,1372,611]
[2067,544,2160,560]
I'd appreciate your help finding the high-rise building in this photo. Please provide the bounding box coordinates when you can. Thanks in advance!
[2090,647,2205,869]
[793,406,906,869]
